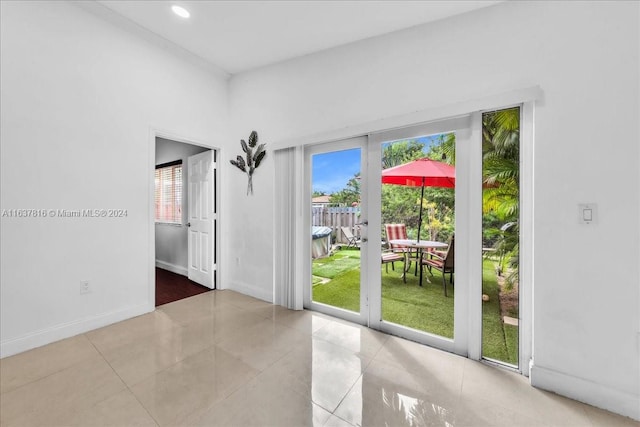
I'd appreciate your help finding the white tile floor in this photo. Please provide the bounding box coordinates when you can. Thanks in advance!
[0,290,637,427]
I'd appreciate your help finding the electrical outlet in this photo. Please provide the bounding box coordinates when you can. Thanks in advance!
[80,280,91,294]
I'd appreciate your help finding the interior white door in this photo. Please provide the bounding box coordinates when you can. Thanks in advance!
[187,150,216,288]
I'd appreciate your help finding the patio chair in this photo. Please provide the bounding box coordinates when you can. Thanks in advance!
[381,250,404,273]
[341,226,360,249]
[422,234,454,297]
[384,224,419,282]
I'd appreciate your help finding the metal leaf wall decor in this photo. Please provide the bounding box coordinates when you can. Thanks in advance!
[230,130,267,195]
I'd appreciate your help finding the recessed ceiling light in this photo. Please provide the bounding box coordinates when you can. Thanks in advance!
[171,5,190,19]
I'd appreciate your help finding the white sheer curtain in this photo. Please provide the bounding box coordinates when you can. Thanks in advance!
[273,147,304,309]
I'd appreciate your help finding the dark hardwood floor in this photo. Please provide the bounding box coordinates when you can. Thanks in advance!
[155,267,212,306]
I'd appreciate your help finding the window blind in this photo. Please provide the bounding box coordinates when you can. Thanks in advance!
[155,161,183,224]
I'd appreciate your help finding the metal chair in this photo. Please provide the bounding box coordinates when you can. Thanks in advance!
[422,234,455,296]
[340,226,360,249]
[383,224,419,282]
[381,250,404,273]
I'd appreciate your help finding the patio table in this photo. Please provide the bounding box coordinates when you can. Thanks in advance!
[389,239,448,287]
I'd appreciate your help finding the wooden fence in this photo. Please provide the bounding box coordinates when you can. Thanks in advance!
[312,206,360,244]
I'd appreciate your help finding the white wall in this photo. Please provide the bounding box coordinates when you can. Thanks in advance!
[0,1,229,356]
[228,0,639,419]
[1,0,638,420]
[155,138,210,275]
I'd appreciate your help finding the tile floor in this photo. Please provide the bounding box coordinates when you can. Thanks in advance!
[0,290,636,427]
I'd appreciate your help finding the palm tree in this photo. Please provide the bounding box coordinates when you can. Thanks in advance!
[483,108,520,216]
[482,107,520,288]
[432,132,456,165]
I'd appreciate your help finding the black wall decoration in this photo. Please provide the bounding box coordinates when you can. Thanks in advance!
[230,130,267,195]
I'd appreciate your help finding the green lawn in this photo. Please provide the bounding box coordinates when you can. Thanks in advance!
[382,268,455,339]
[312,251,361,279]
[481,260,518,365]
[313,250,361,311]
[312,249,518,365]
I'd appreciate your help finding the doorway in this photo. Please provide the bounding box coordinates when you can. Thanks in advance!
[154,137,218,306]
[155,267,211,306]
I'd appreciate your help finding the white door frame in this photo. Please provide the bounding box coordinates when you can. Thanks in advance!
[297,100,534,373]
[519,101,534,376]
[148,129,221,308]
[367,115,477,356]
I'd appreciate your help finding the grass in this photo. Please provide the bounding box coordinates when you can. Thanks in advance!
[382,268,455,338]
[312,250,361,311]
[313,268,361,311]
[482,260,518,365]
[312,249,518,365]
[312,252,360,279]
[503,325,519,364]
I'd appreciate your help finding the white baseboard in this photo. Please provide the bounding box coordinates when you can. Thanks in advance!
[0,302,153,358]
[530,363,640,421]
[155,260,188,276]
[227,280,273,304]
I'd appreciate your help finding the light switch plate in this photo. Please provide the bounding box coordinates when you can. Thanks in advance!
[578,203,597,224]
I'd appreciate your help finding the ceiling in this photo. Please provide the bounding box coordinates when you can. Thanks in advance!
[96,1,502,75]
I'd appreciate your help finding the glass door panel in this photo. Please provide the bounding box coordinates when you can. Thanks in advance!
[380,134,456,339]
[306,138,367,324]
[481,106,521,367]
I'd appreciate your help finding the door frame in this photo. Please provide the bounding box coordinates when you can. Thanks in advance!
[367,114,477,356]
[148,129,221,308]
[518,101,534,375]
[303,136,369,326]
[293,94,535,374]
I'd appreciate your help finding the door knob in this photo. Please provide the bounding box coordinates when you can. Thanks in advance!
[186,222,191,227]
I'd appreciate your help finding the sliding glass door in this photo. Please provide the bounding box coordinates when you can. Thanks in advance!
[366,116,477,355]
[302,106,530,370]
[303,117,474,354]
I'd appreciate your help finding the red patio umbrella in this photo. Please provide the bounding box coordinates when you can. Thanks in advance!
[381,158,455,241]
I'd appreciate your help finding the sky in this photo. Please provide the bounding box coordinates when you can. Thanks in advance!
[312,134,443,194]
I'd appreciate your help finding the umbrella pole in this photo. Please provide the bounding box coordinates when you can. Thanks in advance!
[417,178,425,241]
[416,180,426,285]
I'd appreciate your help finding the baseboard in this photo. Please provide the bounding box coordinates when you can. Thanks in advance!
[0,302,153,358]
[530,363,640,421]
[227,280,273,304]
[155,260,188,276]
